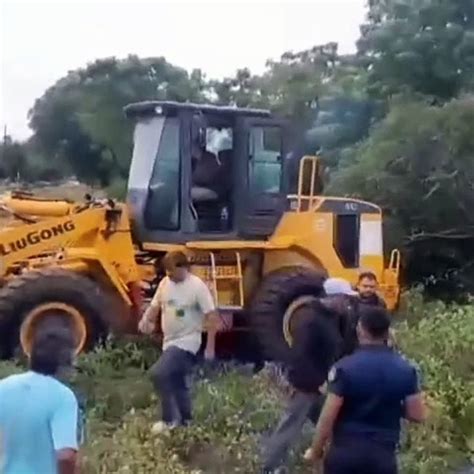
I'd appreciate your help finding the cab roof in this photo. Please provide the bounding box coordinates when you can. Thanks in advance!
[124,100,272,119]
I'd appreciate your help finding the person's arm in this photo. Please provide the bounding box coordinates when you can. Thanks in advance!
[404,366,428,423]
[196,280,219,360]
[204,310,219,360]
[57,449,78,474]
[310,393,344,460]
[405,393,428,423]
[387,328,397,349]
[138,281,163,335]
[52,389,80,474]
[310,365,346,462]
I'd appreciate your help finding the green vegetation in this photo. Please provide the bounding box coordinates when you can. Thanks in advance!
[396,291,474,473]
[329,97,474,296]
[1,2,473,471]
[0,292,473,473]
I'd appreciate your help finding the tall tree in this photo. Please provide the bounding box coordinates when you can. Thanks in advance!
[359,0,474,100]
[330,96,474,295]
[29,56,205,186]
[0,135,27,180]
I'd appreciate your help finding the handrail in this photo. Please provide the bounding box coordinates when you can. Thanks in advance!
[235,251,244,308]
[294,155,322,212]
[209,251,219,305]
[389,249,401,276]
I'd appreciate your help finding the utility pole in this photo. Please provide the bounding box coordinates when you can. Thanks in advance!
[1,124,6,166]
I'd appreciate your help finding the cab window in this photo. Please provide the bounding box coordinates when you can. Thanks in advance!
[249,126,282,194]
[191,123,234,232]
[144,117,180,230]
[334,214,360,268]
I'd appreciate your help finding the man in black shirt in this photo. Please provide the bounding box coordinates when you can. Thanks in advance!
[261,278,359,474]
[357,271,399,348]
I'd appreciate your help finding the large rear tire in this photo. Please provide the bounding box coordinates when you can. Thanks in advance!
[250,266,326,361]
[0,268,111,359]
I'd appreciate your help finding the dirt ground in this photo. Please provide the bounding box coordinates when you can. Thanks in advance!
[0,181,104,201]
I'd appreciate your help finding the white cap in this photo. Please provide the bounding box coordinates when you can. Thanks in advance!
[323,277,358,296]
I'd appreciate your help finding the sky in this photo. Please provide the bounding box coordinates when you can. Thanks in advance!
[0,0,366,140]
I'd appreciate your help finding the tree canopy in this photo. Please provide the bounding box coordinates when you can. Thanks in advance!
[28,56,206,187]
[359,0,474,99]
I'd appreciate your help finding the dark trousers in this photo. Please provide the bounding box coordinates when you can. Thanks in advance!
[149,346,196,425]
[325,437,398,474]
[262,390,325,470]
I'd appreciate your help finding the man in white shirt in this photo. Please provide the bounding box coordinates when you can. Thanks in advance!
[138,251,219,432]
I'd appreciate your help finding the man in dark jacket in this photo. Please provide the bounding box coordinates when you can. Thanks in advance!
[356,271,399,349]
[261,278,359,474]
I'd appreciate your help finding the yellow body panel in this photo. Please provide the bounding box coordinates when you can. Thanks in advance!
[0,193,76,217]
[266,207,398,309]
[0,155,400,350]
[0,196,139,310]
[141,203,398,309]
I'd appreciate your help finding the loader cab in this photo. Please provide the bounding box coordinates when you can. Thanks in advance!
[125,101,289,244]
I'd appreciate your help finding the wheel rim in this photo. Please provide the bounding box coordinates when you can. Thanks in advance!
[283,295,318,346]
[20,302,87,357]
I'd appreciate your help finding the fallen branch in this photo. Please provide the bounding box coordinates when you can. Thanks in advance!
[406,228,474,243]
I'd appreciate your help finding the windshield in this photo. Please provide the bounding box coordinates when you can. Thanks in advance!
[128,117,165,190]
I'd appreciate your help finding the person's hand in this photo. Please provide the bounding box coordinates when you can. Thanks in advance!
[304,447,324,472]
[204,346,215,361]
[206,312,226,332]
[318,382,328,395]
[309,446,324,464]
[303,447,313,461]
[313,459,324,474]
[388,328,398,349]
[138,316,155,335]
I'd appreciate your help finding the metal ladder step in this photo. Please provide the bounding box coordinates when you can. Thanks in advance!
[218,305,243,312]
[209,251,244,310]
[214,274,241,280]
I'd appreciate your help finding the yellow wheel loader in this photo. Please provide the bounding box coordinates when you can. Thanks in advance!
[0,101,400,361]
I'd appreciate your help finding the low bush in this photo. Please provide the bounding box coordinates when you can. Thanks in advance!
[397,290,474,473]
[0,293,473,473]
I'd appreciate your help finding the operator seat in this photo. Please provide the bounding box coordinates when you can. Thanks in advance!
[191,150,220,202]
[191,148,233,232]
[215,148,232,198]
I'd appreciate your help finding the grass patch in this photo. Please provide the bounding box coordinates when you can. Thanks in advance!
[1,294,473,473]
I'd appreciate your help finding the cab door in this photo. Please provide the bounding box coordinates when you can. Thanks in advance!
[128,110,194,245]
[235,117,289,239]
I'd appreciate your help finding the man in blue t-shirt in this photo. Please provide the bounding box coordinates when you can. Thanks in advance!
[309,306,428,474]
[0,326,80,474]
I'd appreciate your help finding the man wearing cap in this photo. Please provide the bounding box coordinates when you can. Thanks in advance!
[261,278,360,474]
[139,250,220,434]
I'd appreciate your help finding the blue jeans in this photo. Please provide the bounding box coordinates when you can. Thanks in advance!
[149,346,196,425]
